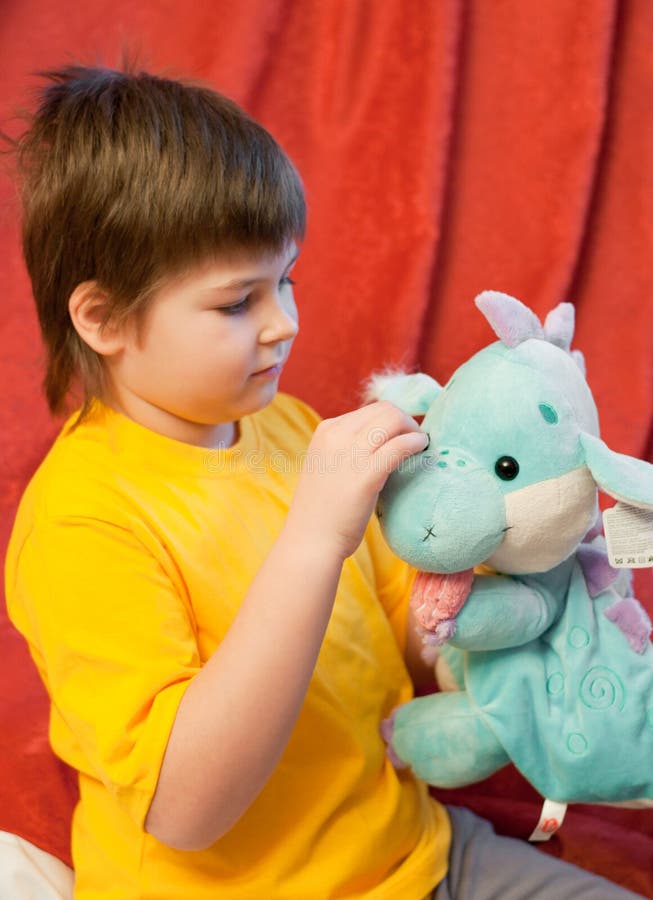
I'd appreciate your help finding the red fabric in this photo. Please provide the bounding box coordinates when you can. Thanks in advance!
[1,0,651,892]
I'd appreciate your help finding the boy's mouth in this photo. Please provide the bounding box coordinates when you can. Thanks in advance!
[252,362,284,378]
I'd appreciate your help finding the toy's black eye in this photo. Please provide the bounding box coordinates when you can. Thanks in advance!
[495,456,519,481]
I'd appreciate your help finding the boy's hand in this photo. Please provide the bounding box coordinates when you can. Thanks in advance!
[286,401,428,561]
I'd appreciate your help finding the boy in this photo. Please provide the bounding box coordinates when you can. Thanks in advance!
[5,66,643,898]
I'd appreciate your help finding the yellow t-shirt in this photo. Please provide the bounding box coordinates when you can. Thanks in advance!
[5,393,450,899]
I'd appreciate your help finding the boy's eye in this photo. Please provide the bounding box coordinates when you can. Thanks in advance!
[215,276,295,315]
[218,296,251,316]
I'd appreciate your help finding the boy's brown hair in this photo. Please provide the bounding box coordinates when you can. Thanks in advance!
[12,65,306,420]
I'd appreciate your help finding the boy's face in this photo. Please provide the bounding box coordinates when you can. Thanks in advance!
[103,243,299,447]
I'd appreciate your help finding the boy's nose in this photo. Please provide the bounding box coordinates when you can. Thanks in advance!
[259,298,299,344]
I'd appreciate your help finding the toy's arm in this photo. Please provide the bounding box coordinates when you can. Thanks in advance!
[446,574,560,651]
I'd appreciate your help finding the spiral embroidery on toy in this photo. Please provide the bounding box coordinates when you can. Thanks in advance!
[579,666,626,711]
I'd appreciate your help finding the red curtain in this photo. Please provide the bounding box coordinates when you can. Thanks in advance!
[1,2,652,893]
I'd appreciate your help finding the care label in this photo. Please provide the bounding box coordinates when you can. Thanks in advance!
[603,502,653,568]
[529,799,568,842]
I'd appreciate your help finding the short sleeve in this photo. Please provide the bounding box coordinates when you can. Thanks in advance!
[362,514,416,650]
[7,516,201,830]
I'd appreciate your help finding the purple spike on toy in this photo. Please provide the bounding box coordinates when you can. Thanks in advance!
[543,303,575,350]
[475,291,545,348]
[604,597,653,654]
[577,543,620,598]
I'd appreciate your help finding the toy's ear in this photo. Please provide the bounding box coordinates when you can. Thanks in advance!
[363,371,443,415]
[580,433,653,509]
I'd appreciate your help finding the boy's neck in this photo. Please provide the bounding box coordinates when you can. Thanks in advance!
[209,420,238,449]
[101,392,239,449]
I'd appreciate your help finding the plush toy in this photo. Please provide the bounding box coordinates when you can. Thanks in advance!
[373,291,653,820]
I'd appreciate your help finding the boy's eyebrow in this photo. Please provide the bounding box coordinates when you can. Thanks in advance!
[213,250,299,291]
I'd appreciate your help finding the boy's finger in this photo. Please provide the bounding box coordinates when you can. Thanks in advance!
[369,431,430,485]
[355,403,423,448]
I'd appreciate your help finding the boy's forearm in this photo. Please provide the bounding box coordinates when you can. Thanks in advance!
[144,518,344,851]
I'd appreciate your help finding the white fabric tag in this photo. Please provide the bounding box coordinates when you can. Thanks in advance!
[528,799,567,842]
[603,502,653,568]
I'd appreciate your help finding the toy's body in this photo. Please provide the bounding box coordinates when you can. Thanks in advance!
[375,292,653,805]
[399,555,653,802]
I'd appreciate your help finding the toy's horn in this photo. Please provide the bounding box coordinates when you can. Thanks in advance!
[475,291,544,347]
[544,303,575,351]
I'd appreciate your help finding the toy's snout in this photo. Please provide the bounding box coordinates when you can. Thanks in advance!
[379,446,507,573]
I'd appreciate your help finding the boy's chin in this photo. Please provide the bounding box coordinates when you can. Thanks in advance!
[238,382,281,416]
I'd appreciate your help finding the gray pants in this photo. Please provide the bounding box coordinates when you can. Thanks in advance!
[433,806,647,899]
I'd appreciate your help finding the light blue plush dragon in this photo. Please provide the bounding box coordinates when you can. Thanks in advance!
[375,291,653,809]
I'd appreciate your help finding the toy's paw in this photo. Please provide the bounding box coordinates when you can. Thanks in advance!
[388,692,510,787]
[380,711,409,769]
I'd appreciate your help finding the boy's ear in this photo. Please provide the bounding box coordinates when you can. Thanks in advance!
[68,281,125,356]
